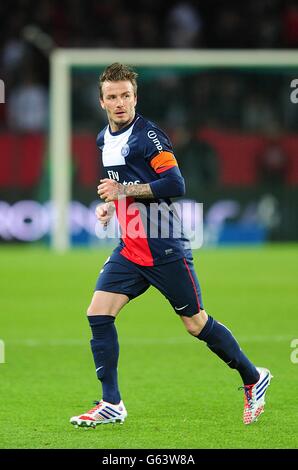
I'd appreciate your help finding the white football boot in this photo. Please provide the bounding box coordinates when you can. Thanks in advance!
[239,367,273,425]
[70,400,127,428]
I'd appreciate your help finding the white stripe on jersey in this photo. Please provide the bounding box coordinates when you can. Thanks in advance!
[102,118,139,167]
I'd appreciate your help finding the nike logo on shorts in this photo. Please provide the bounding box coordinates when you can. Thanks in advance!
[174,304,189,311]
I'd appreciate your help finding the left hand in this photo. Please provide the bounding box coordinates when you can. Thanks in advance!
[97,179,124,202]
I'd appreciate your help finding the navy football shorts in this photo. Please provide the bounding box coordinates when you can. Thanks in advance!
[95,249,204,317]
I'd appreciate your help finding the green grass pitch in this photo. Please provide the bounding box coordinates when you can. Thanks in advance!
[0,244,297,449]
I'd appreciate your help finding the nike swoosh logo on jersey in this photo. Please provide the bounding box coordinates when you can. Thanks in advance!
[174,304,189,311]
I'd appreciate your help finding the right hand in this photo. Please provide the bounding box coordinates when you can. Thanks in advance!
[95,202,115,227]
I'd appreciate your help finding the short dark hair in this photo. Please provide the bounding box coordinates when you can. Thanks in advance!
[99,63,138,99]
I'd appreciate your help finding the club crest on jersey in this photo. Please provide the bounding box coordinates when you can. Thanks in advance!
[121,144,130,157]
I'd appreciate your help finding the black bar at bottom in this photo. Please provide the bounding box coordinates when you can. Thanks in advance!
[0,449,297,466]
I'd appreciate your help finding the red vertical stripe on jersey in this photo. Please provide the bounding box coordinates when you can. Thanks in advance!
[115,197,154,266]
[183,257,200,312]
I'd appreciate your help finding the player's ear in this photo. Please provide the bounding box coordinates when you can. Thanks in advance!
[99,98,105,110]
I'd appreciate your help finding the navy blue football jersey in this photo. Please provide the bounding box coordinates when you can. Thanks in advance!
[96,113,190,266]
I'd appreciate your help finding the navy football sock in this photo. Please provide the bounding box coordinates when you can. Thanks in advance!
[197,315,260,385]
[88,315,121,404]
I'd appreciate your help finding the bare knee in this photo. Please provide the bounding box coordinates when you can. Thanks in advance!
[87,291,129,316]
[87,296,105,316]
[87,300,116,316]
[181,309,208,337]
[87,304,109,316]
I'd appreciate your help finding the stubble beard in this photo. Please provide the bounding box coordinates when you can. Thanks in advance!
[111,109,135,132]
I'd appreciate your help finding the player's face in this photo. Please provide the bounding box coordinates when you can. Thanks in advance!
[100,80,137,132]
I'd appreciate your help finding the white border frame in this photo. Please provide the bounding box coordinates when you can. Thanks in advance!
[49,49,298,251]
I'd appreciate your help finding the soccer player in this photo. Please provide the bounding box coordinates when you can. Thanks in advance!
[70,63,272,428]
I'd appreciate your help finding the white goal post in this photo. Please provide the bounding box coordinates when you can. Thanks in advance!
[49,49,298,251]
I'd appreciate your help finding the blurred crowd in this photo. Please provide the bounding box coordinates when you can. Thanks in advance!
[0,0,298,133]
[73,68,298,135]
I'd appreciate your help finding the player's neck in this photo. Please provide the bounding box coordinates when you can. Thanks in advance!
[109,113,136,133]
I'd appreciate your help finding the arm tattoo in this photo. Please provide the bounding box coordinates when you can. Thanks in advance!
[107,201,115,209]
[107,201,115,213]
[121,183,154,199]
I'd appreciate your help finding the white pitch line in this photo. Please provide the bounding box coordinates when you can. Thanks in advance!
[6,335,293,347]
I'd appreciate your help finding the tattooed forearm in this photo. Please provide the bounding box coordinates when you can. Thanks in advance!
[107,201,115,210]
[121,183,154,199]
